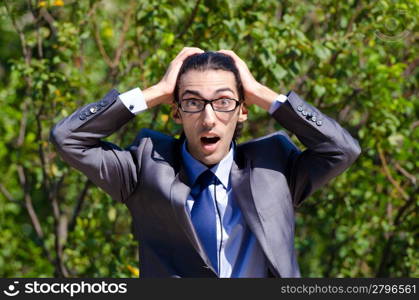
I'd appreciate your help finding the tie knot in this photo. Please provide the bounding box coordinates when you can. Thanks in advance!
[191,170,215,197]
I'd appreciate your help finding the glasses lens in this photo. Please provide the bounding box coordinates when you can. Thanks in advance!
[212,99,237,112]
[181,99,204,112]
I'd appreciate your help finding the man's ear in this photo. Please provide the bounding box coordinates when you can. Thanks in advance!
[238,103,248,123]
[171,104,183,124]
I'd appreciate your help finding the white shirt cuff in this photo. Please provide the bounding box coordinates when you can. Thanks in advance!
[118,87,148,115]
[268,94,288,115]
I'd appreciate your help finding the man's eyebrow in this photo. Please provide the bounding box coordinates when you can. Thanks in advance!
[215,88,235,94]
[181,90,203,98]
[181,88,235,98]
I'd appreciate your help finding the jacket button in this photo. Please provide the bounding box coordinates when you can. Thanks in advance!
[79,114,86,120]
[129,105,134,111]
[297,105,303,112]
[316,120,322,126]
[302,110,307,116]
[89,107,97,114]
[311,116,317,122]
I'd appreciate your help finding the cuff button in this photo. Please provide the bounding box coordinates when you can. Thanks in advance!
[316,120,323,126]
[297,105,303,112]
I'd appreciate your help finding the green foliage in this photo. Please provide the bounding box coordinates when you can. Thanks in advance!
[0,0,417,277]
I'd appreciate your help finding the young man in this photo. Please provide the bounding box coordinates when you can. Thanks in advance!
[51,47,360,278]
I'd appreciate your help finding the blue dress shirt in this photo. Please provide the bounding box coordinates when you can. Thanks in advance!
[182,142,268,278]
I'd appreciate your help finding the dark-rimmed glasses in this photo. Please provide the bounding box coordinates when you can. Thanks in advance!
[179,98,240,113]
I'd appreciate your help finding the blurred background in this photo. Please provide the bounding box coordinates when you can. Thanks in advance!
[0,0,417,277]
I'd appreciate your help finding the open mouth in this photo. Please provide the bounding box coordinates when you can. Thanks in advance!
[201,136,220,145]
[200,135,221,153]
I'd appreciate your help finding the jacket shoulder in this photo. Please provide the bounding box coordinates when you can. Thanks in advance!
[237,131,300,167]
[136,128,176,142]
[128,128,181,168]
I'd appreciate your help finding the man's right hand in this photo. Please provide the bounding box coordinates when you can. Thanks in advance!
[143,47,204,108]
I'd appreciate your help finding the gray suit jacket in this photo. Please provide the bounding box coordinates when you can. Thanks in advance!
[50,89,360,277]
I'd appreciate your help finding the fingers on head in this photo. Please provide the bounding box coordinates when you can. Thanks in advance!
[184,46,203,52]
[178,47,204,59]
[218,50,242,64]
[218,49,236,57]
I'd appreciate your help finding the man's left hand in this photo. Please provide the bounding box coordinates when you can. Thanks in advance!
[217,49,279,111]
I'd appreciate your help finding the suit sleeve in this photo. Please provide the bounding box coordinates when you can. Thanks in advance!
[50,89,140,202]
[271,91,361,206]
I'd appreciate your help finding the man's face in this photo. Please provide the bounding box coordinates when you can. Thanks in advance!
[174,69,248,166]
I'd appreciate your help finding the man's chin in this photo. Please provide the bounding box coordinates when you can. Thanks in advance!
[189,141,230,166]
[199,157,221,167]
[198,153,224,167]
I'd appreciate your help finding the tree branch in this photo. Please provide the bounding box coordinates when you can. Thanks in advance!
[68,179,92,232]
[403,57,419,77]
[16,98,29,147]
[17,166,44,239]
[377,146,409,200]
[345,0,362,36]
[27,0,44,58]
[16,165,56,264]
[39,8,57,36]
[91,14,113,67]
[34,102,69,276]
[112,1,136,68]
[79,1,100,26]
[376,189,417,276]
[0,183,20,204]
[176,0,201,40]
[149,106,161,130]
[394,162,417,186]
[4,0,31,65]
[54,214,69,277]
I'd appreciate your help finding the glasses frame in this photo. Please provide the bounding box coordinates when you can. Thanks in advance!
[178,98,241,113]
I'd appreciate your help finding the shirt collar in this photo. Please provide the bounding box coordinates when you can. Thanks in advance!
[181,140,234,189]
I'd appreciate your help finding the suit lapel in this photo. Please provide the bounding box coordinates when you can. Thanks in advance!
[169,166,217,274]
[230,157,278,273]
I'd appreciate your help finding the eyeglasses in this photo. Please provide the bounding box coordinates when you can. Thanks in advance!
[179,98,240,113]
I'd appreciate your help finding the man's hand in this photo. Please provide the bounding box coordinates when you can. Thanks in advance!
[218,49,278,111]
[143,47,204,108]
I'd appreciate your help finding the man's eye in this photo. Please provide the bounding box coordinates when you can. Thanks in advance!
[185,99,201,107]
[215,99,231,106]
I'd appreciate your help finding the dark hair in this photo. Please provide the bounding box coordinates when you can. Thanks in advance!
[174,51,245,140]
[174,51,245,103]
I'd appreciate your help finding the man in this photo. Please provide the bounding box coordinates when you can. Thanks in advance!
[50,47,360,278]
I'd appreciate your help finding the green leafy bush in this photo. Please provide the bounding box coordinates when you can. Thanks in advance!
[0,0,417,277]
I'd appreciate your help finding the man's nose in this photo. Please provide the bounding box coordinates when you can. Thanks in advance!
[201,103,217,127]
